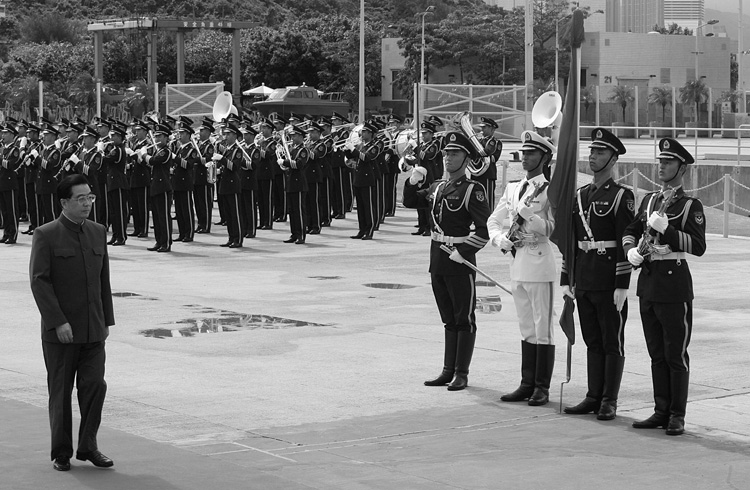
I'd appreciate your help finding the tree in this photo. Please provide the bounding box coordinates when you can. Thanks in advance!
[648,86,672,122]
[650,23,693,35]
[719,90,742,114]
[608,85,633,122]
[19,13,83,44]
[679,79,709,123]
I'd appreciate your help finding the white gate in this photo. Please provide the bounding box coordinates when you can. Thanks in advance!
[165,82,224,121]
[419,84,529,140]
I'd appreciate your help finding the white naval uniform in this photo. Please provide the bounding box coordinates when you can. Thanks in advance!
[487,174,556,344]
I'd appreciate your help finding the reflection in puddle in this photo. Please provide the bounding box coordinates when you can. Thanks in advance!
[476,296,503,313]
[363,283,417,290]
[309,276,342,280]
[113,292,141,297]
[475,280,496,288]
[140,310,333,338]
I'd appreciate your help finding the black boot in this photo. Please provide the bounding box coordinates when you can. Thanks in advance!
[424,329,458,386]
[501,340,536,402]
[447,330,476,391]
[528,344,555,406]
[597,355,625,420]
[666,371,689,435]
[633,362,671,429]
[564,351,605,414]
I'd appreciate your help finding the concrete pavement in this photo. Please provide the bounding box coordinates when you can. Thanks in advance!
[2,204,749,489]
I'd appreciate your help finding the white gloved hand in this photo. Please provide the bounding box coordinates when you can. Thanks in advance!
[125,148,134,156]
[517,204,535,221]
[647,212,669,234]
[211,153,223,161]
[449,249,465,264]
[277,158,285,166]
[144,155,151,164]
[30,149,39,158]
[562,285,575,299]
[409,166,427,185]
[55,140,62,149]
[496,235,515,251]
[627,248,644,266]
[613,288,628,312]
[69,154,80,164]
[137,147,148,157]
[96,141,105,152]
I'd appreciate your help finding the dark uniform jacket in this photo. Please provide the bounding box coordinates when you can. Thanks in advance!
[216,142,244,195]
[283,144,309,193]
[561,178,635,291]
[194,139,213,186]
[412,139,442,184]
[254,136,277,181]
[623,187,706,303]
[74,147,103,196]
[103,143,129,191]
[37,144,61,194]
[29,214,114,344]
[172,141,198,192]
[240,142,259,192]
[403,176,491,275]
[345,141,379,188]
[148,145,173,196]
[23,140,42,186]
[304,140,326,184]
[475,135,501,180]
[129,138,152,188]
[0,143,21,191]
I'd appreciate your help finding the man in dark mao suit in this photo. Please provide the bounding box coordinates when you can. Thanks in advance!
[29,174,115,472]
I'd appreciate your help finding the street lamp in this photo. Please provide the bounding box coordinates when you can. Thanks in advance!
[694,19,719,81]
[417,6,435,85]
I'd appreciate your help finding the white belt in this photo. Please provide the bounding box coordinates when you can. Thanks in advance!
[578,240,617,253]
[650,252,687,261]
[431,232,467,245]
[519,235,549,244]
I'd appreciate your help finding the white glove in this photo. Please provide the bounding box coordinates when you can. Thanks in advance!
[449,249,465,264]
[613,288,628,312]
[495,235,515,251]
[409,166,427,185]
[144,155,151,164]
[69,154,80,164]
[211,153,223,161]
[19,137,27,148]
[96,141,105,152]
[30,149,39,158]
[137,147,148,157]
[125,148,135,156]
[55,140,62,149]
[181,158,187,169]
[562,285,575,299]
[277,158,285,166]
[517,204,535,220]
[627,248,644,266]
[384,153,391,161]
[647,212,668,234]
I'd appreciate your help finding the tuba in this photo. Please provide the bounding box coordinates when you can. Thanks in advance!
[459,112,491,177]
[212,91,238,123]
[531,91,563,148]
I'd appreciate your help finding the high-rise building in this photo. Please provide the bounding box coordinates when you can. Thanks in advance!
[606,0,664,33]
[663,0,705,31]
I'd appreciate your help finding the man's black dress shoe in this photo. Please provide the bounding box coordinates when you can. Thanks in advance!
[173,236,183,242]
[411,228,423,236]
[53,456,70,471]
[564,397,600,415]
[361,235,373,240]
[156,246,171,252]
[127,231,139,237]
[666,416,685,436]
[295,238,305,244]
[107,238,116,245]
[421,229,431,236]
[0,237,7,243]
[182,238,193,243]
[214,221,226,226]
[244,233,255,238]
[259,225,272,230]
[219,241,232,247]
[283,236,297,243]
[228,242,243,248]
[632,413,669,429]
[308,229,320,235]
[137,233,148,238]
[76,450,114,468]
[111,240,126,246]
[350,233,364,239]
[5,239,16,244]
[146,244,160,251]
[274,217,287,222]
[333,214,345,219]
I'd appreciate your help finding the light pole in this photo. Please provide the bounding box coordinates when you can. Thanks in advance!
[418,6,435,86]
[694,19,719,81]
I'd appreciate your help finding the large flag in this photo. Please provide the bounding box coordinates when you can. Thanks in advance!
[547,9,585,345]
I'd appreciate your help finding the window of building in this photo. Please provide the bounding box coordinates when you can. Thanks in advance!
[660,68,670,84]
[590,38,596,46]
[604,39,610,46]
[392,70,404,100]
[686,68,696,81]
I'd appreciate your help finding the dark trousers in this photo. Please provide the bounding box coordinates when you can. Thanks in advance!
[130,186,149,236]
[431,272,477,333]
[346,170,354,212]
[17,174,27,217]
[286,191,306,240]
[25,182,38,229]
[37,193,57,226]
[108,188,129,242]
[319,179,331,225]
[257,179,274,228]
[42,341,107,460]
[330,167,348,217]
[193,184,213,232]
[174,190,195,240]
[0,189,18,241]
[576,289,628,357]
[96,182,108,228]
[375,176,385,228]
[273,174,287,221]
[220,192,243,244]
[306,182,321,232]
[354,185,376,238]
[240,188,256,237]
[150,192,172,248]
[384,173,397,216]
[417,208,430,231]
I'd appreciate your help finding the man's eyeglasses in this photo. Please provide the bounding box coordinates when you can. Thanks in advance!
[69,194,96,204]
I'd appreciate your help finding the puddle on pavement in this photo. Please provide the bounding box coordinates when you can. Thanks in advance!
[475,280,497,288]
[309,276,342,280]
[140,309,333,338]
[363,283,417,290]
[113,292,141,297]
[476,296,503,313]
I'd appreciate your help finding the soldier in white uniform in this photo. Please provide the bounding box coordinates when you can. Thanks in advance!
[487,130,557,406]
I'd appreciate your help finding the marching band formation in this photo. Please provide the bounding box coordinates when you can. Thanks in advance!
[0,110,503,249]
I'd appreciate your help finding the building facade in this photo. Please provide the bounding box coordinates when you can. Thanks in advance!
[664,0,705,31]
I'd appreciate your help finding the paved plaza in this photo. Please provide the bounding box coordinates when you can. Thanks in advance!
[2,181,750,489]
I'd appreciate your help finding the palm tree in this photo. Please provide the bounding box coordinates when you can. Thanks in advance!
[608,85,634,122]
[68,74,97,113]
[679,79,709,123]
[580,85,595,121]
[719,89,741,113]
[648,86,672,122]
[122,79,153,119]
